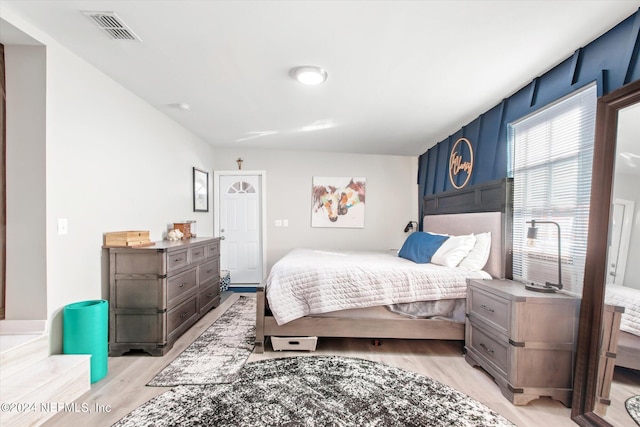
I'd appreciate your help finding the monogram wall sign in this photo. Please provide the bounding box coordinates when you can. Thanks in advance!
[448,137,474,189]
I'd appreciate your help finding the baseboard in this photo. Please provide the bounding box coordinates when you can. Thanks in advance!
[228,285,258,293]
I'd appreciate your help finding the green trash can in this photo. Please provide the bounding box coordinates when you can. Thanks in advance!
[63,299,108,383]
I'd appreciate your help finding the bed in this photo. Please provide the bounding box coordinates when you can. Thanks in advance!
[604,284,640,370]
[255,179,512,353]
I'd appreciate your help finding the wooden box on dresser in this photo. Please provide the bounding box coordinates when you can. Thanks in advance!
[465,279,580,407]
[107,237,221,356]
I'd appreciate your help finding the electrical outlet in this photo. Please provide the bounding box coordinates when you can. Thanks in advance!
[283,219,288,227]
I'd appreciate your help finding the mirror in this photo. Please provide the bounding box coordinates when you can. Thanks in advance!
[572,79,640,425]
[597,99,640,424]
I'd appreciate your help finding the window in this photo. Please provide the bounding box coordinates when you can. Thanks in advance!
[227,181,256,194]
[509,84,597,296]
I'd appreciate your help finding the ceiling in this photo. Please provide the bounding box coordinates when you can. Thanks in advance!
[1,1,639,156]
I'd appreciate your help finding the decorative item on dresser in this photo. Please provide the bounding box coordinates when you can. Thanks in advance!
[103,230,153,247]
[465,279,580,407]
[106,237,221,356]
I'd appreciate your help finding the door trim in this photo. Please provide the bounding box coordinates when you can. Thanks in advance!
[213,170,267,283]
[609,198,634,285]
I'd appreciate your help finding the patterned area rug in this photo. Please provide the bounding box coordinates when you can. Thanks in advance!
[147,296,255,386]
[627,395,640,426]
[115,356,515,426]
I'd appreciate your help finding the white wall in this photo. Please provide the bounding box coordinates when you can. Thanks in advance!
[612,172,640,289]
[2,10,216,352]
[212,148,418,271]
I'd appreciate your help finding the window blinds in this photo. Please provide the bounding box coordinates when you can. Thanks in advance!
[509,84,597,296]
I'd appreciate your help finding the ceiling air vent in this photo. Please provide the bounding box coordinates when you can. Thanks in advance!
[82,11,141,41]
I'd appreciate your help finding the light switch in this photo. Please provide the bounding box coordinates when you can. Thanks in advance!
[275,219,282,227]
[283,219,289,227]
[57,218,68,235]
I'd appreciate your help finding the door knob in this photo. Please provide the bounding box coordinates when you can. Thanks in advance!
[220,236,226,240]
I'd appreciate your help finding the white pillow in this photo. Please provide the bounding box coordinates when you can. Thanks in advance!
[431,234,476,268]
[459,232,492,271]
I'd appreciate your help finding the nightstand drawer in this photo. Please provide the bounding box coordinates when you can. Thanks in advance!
[468,322,509,375]
[468,286,510,334]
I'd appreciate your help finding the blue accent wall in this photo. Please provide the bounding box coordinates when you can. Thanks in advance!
[418,9,640,218]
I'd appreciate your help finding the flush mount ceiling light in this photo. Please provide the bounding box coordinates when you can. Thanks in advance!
[289,66,328,85]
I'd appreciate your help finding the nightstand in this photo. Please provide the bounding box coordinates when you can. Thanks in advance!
[465,279,580,406]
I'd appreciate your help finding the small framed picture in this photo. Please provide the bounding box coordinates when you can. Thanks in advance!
[193,167,209,212]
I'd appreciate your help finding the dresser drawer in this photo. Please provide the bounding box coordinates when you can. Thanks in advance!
[198,281,220,314]
[167,296,197,335]
[468,322,509,376]
[190,244,207,263]
[111,251,164,275]
[167,248,189,272]
[207,240,220,258]
[112,312,165,345]
[199,259,219,283]
[167,267,197,304]
[468,287,510,335]
[113,278,164,309]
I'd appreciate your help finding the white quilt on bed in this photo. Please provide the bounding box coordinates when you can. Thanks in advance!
[605,284,640,337]
[266,248,491,325]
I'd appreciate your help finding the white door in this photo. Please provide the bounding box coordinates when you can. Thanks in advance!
[606,199,635,285]
[216,173,264,284]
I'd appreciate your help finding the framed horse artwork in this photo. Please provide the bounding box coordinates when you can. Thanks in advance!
[311,177,366,228]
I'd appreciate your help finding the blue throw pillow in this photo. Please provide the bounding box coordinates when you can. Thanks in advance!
[398,232,449,264]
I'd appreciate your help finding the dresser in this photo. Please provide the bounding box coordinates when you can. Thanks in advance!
[107,237,221,356]
[465,279,580,406]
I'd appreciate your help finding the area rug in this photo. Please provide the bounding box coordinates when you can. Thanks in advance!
[147,296,255,386]
[115,356,515,426]
[627,395,640,426]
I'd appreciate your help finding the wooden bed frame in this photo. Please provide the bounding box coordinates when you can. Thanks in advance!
[594,304,639,415]
[616,331,640,371]
[255,179,513,353]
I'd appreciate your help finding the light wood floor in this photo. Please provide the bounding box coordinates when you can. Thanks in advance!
[42,293,638,427]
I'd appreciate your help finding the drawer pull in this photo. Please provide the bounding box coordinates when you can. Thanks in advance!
[180,311,188,318]
[179,283,187,288]
[207,293,215,297]
[174,258,183,263]
[480,343,494,354]
[480,304,495,313]
[206,269,213,274]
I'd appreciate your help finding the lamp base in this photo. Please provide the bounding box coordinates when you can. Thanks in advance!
[525,283,558,293]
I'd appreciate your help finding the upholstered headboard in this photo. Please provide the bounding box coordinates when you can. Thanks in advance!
[422,178,513,279]
[423,212,507,279]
